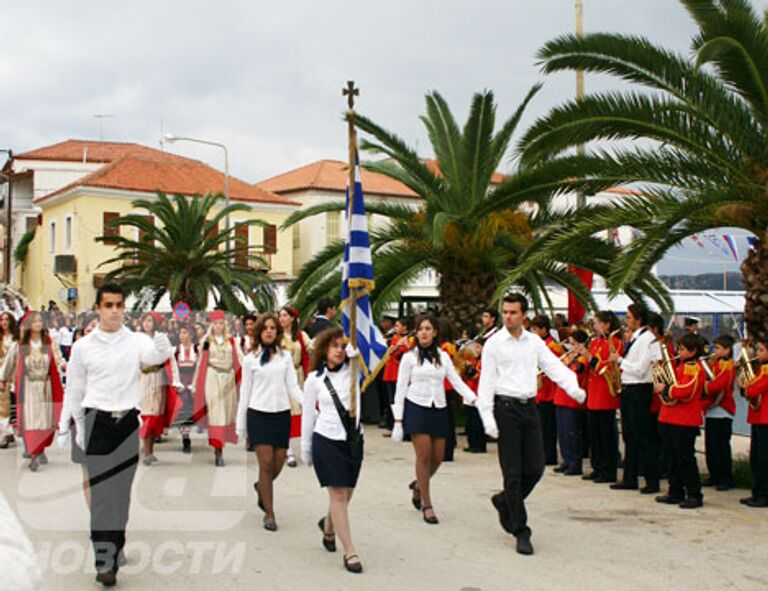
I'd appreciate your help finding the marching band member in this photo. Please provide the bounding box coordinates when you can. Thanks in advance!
[702,335,736,490]
[654,334,706,508]
[0,312,64,471]
[381,318,412,431]
[193,310,243,466]
[553,330,590,476]
[391,315,477,525]
[236,313,303,531]
[738,338,768,508]
[581,312,622,483]
[301,327,365,573]
[530,315,562,466]
[138,312,182,466]
[278,305,311,467]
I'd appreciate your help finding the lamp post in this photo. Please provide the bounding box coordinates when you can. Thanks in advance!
[163,134,230,249]
[0,149,13,284]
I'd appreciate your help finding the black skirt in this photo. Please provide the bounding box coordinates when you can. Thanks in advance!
[403,398,449,438]
[312,432,363,488]
[247,408,291,449]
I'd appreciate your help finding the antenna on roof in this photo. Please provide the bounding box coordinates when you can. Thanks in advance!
[93,114,115,141]
[159,118,165,151]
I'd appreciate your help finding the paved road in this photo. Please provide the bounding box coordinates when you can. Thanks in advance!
[1,430,766,591]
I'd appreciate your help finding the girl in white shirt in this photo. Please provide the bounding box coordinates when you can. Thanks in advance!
[301,327,364,574]
[236,313,302,532]
[392,315,477,525]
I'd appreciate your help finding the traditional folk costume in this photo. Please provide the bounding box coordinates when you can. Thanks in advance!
[586,334,623,482]
[174,342,199,452]
[702,357,736,489]
[281,329,311,439]
[657,360,705,507]
[536,336,563,465]
[743,363,768,506]
[0,333,17,446]
[554,351,588,475]
[193,312,243,458]
[2,337,64,468]
[139,348,182,441]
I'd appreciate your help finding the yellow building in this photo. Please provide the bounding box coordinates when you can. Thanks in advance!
[11,140,298,312]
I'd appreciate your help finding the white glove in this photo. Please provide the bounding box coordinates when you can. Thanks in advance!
[173,383,184,390]
[483,418,499,440]
[570,388,587,405]
[235,421,246,441]
[75,417,86,450]
[391,422,404,442]
[301,446,313,466]
[56,431,69,450]
[345,344,359,359]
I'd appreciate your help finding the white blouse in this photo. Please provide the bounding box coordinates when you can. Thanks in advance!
[236,348,303,428]
[301,363,362,446]
[393,349,476,420]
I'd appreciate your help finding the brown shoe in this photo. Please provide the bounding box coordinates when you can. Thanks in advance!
[95,571,117,586]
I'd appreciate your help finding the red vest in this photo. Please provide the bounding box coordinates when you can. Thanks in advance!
[536,337,563,404]
[702,358,736,415]
[658,361,704,427]
[586,336,622,411]
[745,364,768,425]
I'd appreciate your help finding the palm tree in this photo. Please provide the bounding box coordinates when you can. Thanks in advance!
[96,192,274,314]
[513,0,768,340]
[282,88,669,331]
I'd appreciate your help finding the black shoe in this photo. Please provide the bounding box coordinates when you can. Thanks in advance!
[343,554,363,574]
[182,438,191,454]
[655,494,684,504]
[254,481,266,512]
[38,452,48,465]
[318,517,336,552]
[422,506,439,525]
[516,535,534,555]
[408,480,421,511]
[214,456,225,467]
[715,482,733,492]
[610,481,638,490]
[0,440,8,449]
[491,493,514,534]
[745,497,768,508]
[640,484,661,495]
[463,447,484,453]
[679,497,703,509]
[28,456,40,472]
[701,478,716,487]
[740,496,754,505]
[563,468,582,476]
[553,464,567,473]
[581,472,597,481]
[263,517,278,532]
[95,571,117,587]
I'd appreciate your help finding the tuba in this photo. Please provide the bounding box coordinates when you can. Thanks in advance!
[598,329,622,397]
[737,341,762,411]
[652,339,680,406]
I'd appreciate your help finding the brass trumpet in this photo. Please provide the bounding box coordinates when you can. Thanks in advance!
[699,354,716,382]
[737,343,762,411]
[597,329,623,397]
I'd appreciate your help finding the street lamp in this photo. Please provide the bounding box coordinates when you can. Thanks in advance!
[0,149,13,284]
[163,134,230,248]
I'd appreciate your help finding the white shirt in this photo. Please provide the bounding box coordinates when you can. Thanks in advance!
[301,363,362,447]
[59,326,173,427]
[236,349,303,431]
[477,327,581,427]
[58,327,74,347]
[393,349,476,420]
[619,327,655,385]
[48,328,61,345]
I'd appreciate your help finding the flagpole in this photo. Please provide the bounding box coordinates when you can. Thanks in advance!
[343,80,360,419]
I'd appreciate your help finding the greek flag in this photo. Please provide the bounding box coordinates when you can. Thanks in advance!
[341,153,388,381]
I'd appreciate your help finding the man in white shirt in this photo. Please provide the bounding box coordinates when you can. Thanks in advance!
[608,302,661,494]
[60,284,172,587]
[478,293,585,555]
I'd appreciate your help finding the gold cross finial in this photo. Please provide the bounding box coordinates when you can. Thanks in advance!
[343,80,359,110]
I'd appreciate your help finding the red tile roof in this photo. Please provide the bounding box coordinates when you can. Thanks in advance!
[423,159,507,184]
[258,160,419,198]
[38,155,297,206]
[14,139,187,164]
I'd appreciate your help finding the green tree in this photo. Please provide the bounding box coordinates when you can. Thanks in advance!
[283,88,668,330]
[513,0,768,339]
[96,192,274,314]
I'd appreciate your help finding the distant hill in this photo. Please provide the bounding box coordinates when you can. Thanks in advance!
[659,272,744,290]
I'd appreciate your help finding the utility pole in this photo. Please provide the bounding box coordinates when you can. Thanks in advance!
[1,150,12,284]
[575,0,586,209]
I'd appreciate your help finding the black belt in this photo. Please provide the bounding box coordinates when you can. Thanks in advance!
[86,408,137,420]
[494,395,534,406]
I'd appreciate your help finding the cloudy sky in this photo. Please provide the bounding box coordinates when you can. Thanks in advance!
[2,0,764,274]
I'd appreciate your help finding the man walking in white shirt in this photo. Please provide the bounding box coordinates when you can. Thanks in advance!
[478,293,586,555]
[59,284,172,587]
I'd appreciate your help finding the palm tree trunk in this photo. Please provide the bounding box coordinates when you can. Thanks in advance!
[741,241,768,341]
[438,270,497,334]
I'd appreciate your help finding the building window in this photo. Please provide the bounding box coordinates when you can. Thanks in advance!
[292,223,301,249]
[326,211,340,243]
[65,216,72,250]
[49,221,56,254]
[264,224,277,255]
[137,215,154,264]
[234,223,249,267]
[103,212,120,245]
[26,217,38,233]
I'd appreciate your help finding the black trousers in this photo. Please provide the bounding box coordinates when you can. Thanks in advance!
[619,384,659,486]
[381,381,396,429]
[588,409,618,480]
[555,406,581,472]
[444,391,458,461]
[661,423,701,500]
[751,424,768,499]
[465,405,487,452]
[704,417,733,486]
[537,401,558,465]
[494,397,544,538]
[84,408,140,574]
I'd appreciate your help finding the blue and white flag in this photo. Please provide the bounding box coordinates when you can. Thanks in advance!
[341,153,388,383]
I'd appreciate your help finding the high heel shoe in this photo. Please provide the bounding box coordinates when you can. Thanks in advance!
[253,481,266,513]
[318,517,336,552]
[422,506,439,525]
[343,554,363,574]
[408,480,421,510]
[263,516,278,532]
